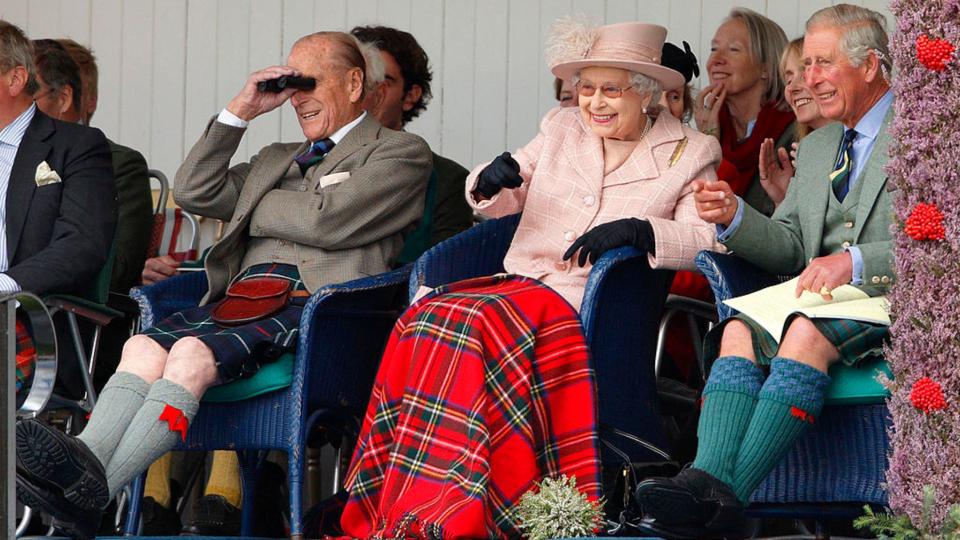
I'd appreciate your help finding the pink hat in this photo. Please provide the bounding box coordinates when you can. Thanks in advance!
[548,20,685,91]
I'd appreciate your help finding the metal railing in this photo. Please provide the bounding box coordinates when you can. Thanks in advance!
[2,293,57,538]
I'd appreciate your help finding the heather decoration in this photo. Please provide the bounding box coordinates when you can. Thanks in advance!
[916,35,956,71]
[886,0,960,530]
[910,377,949,414]
[904,203,946,241]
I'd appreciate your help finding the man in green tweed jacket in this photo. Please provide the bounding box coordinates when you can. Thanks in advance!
[635,4,896,538]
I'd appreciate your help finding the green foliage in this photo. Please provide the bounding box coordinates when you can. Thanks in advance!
[855,486,960,540]
[516,475,603,540]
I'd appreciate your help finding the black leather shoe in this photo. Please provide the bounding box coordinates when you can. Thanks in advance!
[182,494,241,535]
[635,468,744,533]
[142,495,183,535]
[16,471,102,540]
[15,419,109,512]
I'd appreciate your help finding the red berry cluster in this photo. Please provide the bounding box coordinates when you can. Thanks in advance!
[917,34,955,71]
[910,377,948,414]
[904,202,946,241]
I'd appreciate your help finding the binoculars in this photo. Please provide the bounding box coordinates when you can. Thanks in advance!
[257,76,316,93]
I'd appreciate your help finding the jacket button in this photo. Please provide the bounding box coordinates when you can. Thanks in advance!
[844,221,854,228]
[583,195,596,207]
[871,276,881,284]
[842,241,851,249]
[881,276,890,284]
[564,230,576,242]
[554,261,568,271]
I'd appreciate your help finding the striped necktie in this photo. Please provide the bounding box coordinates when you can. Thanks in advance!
[294,137,335,175]
[830,129,858,201]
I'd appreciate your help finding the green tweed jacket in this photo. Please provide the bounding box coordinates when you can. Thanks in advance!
[721,108,895,297]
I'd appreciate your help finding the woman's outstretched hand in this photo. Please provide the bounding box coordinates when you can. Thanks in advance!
[474,152,523,198]
[563,218,655,267]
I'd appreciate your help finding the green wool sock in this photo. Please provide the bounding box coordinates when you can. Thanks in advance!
[691,356,765,486]
[77,371,150,467]
[104,379,199,496]
[731,357,831,503]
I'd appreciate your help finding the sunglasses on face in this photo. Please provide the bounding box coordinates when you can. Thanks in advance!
[575,81,635,98]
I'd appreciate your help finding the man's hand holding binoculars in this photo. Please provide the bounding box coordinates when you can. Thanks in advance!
[227,66,312,122]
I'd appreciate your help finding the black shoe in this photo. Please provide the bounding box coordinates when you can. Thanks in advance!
[182,494,241,535]
[141,495,183,535]
[635,468,744,532]
[15,419,109,513]
[16,471,102,540]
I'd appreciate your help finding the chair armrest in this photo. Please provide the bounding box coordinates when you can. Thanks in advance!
[44,295,124,326]
[695,251,781,321]
[4,292,58,418]
[130,271,209,329]
[296,266,413,415]
[409,214,520,301]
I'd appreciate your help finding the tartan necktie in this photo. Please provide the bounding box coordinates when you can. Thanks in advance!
[830,128,858,201]
[294,137,335,175]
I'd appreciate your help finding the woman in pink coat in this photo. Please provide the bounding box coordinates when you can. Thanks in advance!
[339,19,721,539]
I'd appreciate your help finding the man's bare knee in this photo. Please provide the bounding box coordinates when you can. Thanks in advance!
[162,337,219,398]
[116,335,168,383]
[776,317,838,373]
[718,320,757,363]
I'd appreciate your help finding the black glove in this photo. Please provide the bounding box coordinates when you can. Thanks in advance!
[563,218,656,267]
[474,152,522,198]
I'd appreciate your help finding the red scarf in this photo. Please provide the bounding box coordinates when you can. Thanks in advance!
[715,101,795,196]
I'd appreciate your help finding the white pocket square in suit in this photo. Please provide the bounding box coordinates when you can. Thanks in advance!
[34,161,62,186]
[317,171,350,189]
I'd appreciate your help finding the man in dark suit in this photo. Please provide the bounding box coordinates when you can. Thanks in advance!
[0,21,116,298]
[16,30,431,539]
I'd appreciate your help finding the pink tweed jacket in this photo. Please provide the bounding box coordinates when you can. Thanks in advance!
[466,107,724,310]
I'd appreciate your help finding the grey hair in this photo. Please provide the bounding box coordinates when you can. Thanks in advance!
[571,70,662,107]
[0,21,40,95]
[806,3,892,76]
[726,8,789,104]
[358,39,385,92]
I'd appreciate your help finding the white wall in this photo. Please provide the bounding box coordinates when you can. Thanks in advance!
[2,0,893,179]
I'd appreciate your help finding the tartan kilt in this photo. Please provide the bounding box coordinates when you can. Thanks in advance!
[16,318,36,403]
[340,275,601,539]
[141,263,307,382]
[704,312,889,367]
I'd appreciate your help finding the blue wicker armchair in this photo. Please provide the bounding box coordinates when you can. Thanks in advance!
[123,266,411,539]
[695,250,890,528]
[410,214,677,468]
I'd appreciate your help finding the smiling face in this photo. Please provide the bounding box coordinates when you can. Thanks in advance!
[802,25,880,127]
[577,66,652,141]
[287,39,364,141]
[706,19,764,97]
[781,50,821,126]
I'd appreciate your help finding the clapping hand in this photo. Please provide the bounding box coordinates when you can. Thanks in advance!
[758,137,795,207]
[474,152,523,199]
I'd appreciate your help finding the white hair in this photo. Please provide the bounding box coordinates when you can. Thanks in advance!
[806,4,892,76]
[357,39,385,92]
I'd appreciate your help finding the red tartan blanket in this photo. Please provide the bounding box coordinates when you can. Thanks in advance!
[16,319,36,397]
[340,275,601,539]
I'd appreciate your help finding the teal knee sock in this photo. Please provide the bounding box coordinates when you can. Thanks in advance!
[691,356,765,486]
[731,357,831,502]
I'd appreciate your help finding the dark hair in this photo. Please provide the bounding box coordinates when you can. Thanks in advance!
[351,25,432,125]
[0,21,40,94]
[33,39,83,114]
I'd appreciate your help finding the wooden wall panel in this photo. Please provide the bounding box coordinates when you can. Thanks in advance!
[1,0,899,180]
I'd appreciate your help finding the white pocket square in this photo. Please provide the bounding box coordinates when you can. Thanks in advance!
[35,161,62,186]
[317,171,351,189]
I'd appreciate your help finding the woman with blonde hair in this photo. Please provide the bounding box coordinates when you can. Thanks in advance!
[758,36,832,206]
[339,18,723,538]
[699,7,795,216]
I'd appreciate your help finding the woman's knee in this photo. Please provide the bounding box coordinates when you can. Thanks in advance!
[718,320,757,362]
[117,335,168,382]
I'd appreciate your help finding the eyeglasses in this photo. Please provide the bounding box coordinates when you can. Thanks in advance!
[575,81,635,99]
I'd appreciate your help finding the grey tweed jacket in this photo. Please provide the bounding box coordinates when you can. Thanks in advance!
[174,113,432,303]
